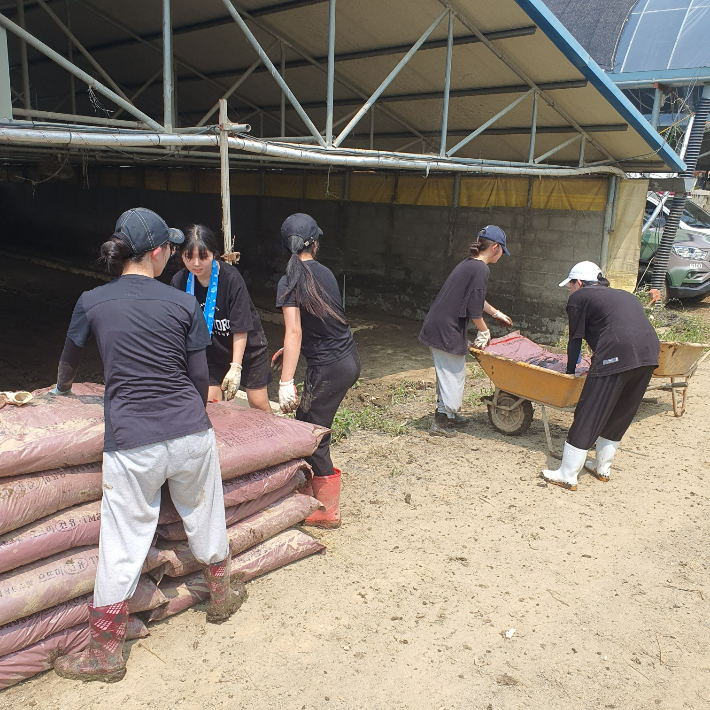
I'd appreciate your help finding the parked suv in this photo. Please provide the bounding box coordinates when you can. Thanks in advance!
[639,192,710,301]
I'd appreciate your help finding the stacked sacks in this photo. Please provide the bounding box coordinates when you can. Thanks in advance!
[0,391,328,689]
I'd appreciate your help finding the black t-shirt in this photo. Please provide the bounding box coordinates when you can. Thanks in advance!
[171,263,267,376]
[275,260,355,366]
[567,284,660,377]
[418,258,489,355]
[67,274,212,452]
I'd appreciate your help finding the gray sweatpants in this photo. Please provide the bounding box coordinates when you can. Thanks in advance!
[430,347,467,417]
[94,428,229,607]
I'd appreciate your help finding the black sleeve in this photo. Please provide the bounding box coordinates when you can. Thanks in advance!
[275,276,296,308]
[566,338,583,375]
[227,271,255,333]
[66,295,91,348]
[56,337,84,392]
[567,302,587,342]
[186,298,212,351]
[463,289,486,320]
[187,349,209,405]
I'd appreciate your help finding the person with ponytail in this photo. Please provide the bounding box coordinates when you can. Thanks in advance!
[419,225,512,437]
[542,261,660,491]
[51,209,243,684]
[170,224,271,412]
[275,213,360,529]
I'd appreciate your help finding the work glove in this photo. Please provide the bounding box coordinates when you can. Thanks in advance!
[49,385,72,396]
[271,348,284,375]
[473,329,491,349]
[221,363,243,401]
[492,310,513,327]
[279,379,298,413]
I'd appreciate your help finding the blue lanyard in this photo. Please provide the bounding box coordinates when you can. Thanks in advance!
[186,259,219,336]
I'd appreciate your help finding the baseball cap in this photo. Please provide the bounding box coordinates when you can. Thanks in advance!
[115,208,185,255]
[280,213,323,250]
[559,261,602,287]
[478,225,510,256]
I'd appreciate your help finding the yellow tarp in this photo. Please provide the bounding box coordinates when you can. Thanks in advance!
[168,171,192,193]
[532,177,607,211]
[144,169,167,191]
[349,172,395,203]
[230,171,260,196]
[396,175,454,206]
[305,172,343,201]
[196,170,220,194]
[264,173,302,199]
[459,177,529,209]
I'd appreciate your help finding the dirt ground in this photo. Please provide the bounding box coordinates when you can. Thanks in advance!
[1,258,710,709]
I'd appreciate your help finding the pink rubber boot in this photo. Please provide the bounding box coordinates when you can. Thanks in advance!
[304,469,341,529]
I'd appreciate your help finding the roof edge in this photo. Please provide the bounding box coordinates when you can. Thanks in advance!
[513,0,686,172]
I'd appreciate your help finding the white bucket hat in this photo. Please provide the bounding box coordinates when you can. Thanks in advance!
[559,261,602,287]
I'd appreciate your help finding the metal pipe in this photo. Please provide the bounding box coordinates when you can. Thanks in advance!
[16,0,29,109]
[533,134,580,164]
[12,107,148,127]
[219,99,233,256]
[369,107,374,149]
[63,0,75,114]
[439,11,453,158]
[113,67,162,120]
[279,42,286,138]
[0,125,626,176]
[578,135,585,167]
[196,41,277,127]
[527,91,537,163]
[609,173,620,231]
[447,88,534,157]
[651,87,662,130]
[334,9,447,148]
[325,0,335,147]
[0,11,164,130]
[163,0,173,131]
[0,25,11,121]
[36,0,130,102]
[219,0,326,147]
[642,191,670,233]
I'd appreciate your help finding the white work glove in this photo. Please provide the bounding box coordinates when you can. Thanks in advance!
[473,329,491,349]
[221,363,242,401]
[492,310,513,327]
[279,379,298,413]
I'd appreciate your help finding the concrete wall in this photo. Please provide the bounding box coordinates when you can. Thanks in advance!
[0,179,605,341]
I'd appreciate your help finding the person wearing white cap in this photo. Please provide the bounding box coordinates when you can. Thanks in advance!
[542,261,660,490]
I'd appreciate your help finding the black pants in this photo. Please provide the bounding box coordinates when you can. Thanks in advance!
[567,366,655,450]
[296,348,361,476]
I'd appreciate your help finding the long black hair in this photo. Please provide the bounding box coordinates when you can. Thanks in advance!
[282,234,346,324]
[469,236,496,257]
[179,224,222,260]
[98,233,154,277]
[581,274,611,287]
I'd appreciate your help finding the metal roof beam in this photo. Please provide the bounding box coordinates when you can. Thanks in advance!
[370,124,628,139]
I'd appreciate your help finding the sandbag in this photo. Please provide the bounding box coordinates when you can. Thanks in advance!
[485,331,591,374]
[0,463,103,536]
[158,459,312,524]
[160,491,323,577]
[0,501,101,574]
[0,617,149,690]
[148,529,325,622]
[0,546,169,627]
[207,404,327,481]
[0,384,105,478]
[156,471,307,541]
[0,593,153,659]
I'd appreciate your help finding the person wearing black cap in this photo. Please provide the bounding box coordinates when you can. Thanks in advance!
[419,226,512,437]
[51,208,245,684]
[275,213,360,529]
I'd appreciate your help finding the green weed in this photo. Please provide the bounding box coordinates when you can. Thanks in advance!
[331,404,409,443]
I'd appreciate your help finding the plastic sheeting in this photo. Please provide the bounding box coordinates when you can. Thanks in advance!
[485,331,591,374]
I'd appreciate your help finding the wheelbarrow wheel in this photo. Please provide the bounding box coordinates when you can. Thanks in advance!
[487,392,534,435]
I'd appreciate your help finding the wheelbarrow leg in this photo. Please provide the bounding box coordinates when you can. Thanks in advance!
[541,405,561,460]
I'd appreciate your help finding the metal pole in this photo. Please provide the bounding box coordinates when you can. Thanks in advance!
[0,11,164,130]
[369,106,374,149]
[219,99,233,259]
[651,87,662,130]
[334,8,447,148]
[325,0,335,147]
[16,0,30,109]
[280,42,286,137]
[642,191,670,233]
[439,11,453,158]
[0,25,11,121]
[447,88,534,157]
[113,67,162,120]
[578,135,585,167]
[64,0,75,114]
[163,0,173,132]
[219,0,326,147]
[533,134,580,164]
[37,0,131,102]
[12,107,147,127]
[527,91,537,163]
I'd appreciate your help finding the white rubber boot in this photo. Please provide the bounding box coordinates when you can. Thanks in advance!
[541,442,587,491]
[584,437,620,482]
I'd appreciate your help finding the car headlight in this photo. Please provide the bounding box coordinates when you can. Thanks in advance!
[672,245,709,259]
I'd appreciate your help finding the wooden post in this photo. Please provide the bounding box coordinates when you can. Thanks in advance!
[219,99,239,263]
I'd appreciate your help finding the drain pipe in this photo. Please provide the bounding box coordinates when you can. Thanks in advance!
[650,84,710,301]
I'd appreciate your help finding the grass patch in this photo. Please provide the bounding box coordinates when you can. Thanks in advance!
[331,404,410,443]
[635,287,710,343]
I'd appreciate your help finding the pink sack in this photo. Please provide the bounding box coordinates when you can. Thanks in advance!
[160,491,323,577]
[0,617,149,690]
[0,501,102,574]
[0,384,105,478]
[0,546,168,626]
[485,331,591,374]
[207,404,327,481]
[148,529,325,622]
[158,459,311,524]
[0,593,154,659]
[0,463,103,536]
[156,471,307,541]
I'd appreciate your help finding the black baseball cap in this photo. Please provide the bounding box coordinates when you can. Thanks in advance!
[280,213,323,249]
[115,208,185,255]
[478,225,510,256]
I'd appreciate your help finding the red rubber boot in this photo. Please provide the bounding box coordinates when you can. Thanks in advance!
[304,469,341,529]
[54,601,128,683]
[204,555,248,624]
